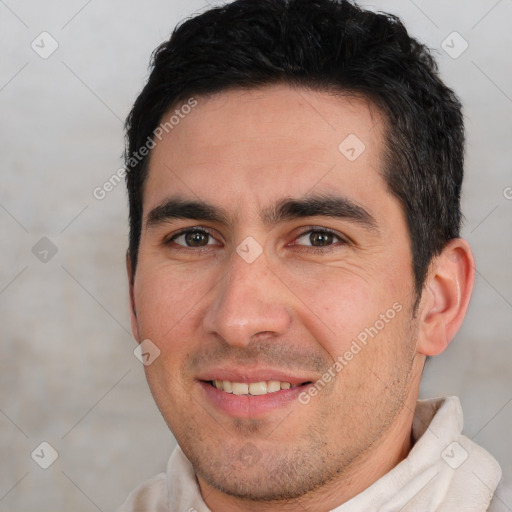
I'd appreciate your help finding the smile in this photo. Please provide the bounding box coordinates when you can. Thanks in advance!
[209,380,309,395]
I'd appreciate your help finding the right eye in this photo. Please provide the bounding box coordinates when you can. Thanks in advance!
[168,228,218,248]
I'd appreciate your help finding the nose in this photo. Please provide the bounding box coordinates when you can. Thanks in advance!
[202,251,292,347]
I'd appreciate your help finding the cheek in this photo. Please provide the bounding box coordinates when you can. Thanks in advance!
[133,263,212,351]
[284,267,399,358]
[133,266,210,414]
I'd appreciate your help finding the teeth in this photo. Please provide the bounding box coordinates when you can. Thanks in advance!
[248,382,267,395]
[267,380,281,393]
[232,382,249,395]
[211,380,300,395]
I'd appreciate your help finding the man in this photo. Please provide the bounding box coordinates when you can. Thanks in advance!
[119,0,503,510]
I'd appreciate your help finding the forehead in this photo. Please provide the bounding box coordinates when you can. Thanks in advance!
[144,84,389,220]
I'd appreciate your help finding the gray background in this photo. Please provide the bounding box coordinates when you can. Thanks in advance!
[1,0,511,510]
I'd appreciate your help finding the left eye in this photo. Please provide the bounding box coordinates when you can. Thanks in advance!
[295,229,342,247]
[171,229,217,247]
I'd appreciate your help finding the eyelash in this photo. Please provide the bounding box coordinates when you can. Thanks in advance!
[165,226,349,253]
[292,227,349,253]
[165,227,217,254]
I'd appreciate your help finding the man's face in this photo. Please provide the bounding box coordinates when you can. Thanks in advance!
[130,85,422,502]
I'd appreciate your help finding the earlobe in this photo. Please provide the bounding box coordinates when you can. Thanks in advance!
[126,251,140,342]
[416,239,475,356]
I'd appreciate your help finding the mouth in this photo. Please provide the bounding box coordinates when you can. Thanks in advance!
[200,378,314,417]
[197,367,316,417]
[207,379,312,396]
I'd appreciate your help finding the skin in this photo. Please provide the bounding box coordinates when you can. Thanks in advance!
[127,84,474,512]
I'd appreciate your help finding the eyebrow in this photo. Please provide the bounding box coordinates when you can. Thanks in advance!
[145,193,379,233]
[262,194,378,232]
[146,198,229,227]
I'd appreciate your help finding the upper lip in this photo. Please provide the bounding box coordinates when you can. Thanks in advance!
[197,367,315,385]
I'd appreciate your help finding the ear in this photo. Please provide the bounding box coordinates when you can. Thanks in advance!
[126,251,141,343]
[416,238,475,356]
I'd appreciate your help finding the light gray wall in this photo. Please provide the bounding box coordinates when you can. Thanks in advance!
[1,1,511,510]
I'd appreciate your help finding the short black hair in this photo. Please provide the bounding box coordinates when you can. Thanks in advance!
[125,0,464,297]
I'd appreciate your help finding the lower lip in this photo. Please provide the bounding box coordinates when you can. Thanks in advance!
[199,381,311,418]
